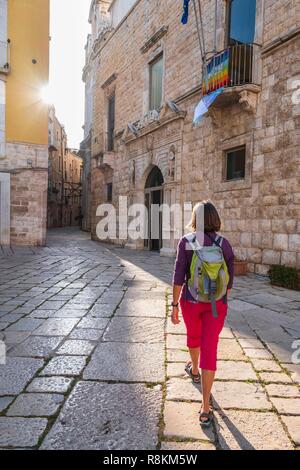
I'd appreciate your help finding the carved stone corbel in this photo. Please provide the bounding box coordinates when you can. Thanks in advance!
[239,90,258,113]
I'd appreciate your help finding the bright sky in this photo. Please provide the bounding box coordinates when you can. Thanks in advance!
[49,0,91,149]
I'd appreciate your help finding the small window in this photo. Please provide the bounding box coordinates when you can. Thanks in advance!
[226,146,246,181]
[107,183,113,202]
[107,94,115,151]
[149,55,163,111]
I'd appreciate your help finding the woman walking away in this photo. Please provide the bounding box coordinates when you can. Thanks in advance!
[171,201,234,427]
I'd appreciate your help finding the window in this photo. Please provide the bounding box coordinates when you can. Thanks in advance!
[149,55,163,111]
[226,146,246,181]
[107,94,115,151]
[107,183,113,202]
[228,0,256,45]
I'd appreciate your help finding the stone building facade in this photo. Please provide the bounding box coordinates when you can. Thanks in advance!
[0,0,50,246]
[48,106,83,228]
[82,0,300,274]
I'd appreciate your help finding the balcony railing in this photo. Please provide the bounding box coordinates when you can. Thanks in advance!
[202,43,259,96]
[0,40,10,73]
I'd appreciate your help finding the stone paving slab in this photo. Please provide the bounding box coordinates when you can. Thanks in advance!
[271,398,300,415]
[166,378,202,402]
[161,441,216,450]
[88,304,115,318]
[7,393,64,417]
[77,316,110,330]
[163,401,215,442]
[265,384,300,398]
[0,417,48,448]
[84,342,165,383]
[281,416,300,446]
[103,317,165,344]
[40,382,162,450]
[0,357,44,395]
[0,396,14,413]
[218,339,245,361]
[238,338,265,349]
[250,358,282,372]
[266,342,294,364]
[0,331,30,346]
[282,363,300,384]
[116,299,166,318]
[212,381,272,410]
[167,362,187,378]
[166,334,186,350]
[216,361,257,381]
[56,340,95,356]
[167,349,188,363]
[9,336,64,358]
[40,356,87,377]
[52,308,88,318]
[215,410,294,450]
[259,372,293,384]
[34,318,80,336]
[6,318,44,332]
[165,318,186,335]
[26,377,74,394]
[69,328,103,341]
[243,348,274,360]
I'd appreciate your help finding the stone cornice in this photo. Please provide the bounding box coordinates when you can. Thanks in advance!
[262,26,300,56]
[140,26,169,54]
[101,73,117,89]
[123,111,186,145]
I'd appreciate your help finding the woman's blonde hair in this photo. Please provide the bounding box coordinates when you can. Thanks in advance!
[186,201,221,233]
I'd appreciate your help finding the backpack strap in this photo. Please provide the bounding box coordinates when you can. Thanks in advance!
[206,233,224,248]
[185,233,202,253]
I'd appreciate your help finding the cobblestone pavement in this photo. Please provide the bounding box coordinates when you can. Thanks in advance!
[0,228,299,450]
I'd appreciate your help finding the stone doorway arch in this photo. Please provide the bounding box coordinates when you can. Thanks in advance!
[144,165,164,251]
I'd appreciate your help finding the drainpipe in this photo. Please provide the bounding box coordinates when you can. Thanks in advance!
[214,0,218,52]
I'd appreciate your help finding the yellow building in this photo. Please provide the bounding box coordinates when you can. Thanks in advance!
[0,0,50,245]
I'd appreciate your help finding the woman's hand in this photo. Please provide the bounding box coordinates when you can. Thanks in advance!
[171,306,181,325]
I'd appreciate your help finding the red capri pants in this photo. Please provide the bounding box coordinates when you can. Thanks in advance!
[180,298,228,372]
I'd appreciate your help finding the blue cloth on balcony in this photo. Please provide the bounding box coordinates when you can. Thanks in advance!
[181,0,191,24]
[193,88,225,125]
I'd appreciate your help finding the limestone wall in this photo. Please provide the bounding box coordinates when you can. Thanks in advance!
[86,0,300,272]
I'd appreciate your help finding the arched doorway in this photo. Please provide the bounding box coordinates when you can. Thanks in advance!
[144,166,164,251]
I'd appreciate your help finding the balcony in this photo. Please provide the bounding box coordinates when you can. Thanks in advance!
[0,41,10,74]
[202,44,261,112]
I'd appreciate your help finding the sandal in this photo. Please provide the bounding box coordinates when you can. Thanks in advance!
[199,408,213,428]
[185,362,201,384]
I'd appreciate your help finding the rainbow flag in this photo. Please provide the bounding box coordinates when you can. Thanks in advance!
[202,50,229,95]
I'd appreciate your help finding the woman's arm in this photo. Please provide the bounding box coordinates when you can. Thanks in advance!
[171,285,182,325]
[171,238,188,325]
[222,239,234,290]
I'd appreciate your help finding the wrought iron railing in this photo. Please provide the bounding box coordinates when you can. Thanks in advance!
[202,43,258,95]
[0,40,10,72]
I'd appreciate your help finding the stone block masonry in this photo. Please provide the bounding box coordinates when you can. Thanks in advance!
[81,0,300,273]
[0,142,48,246]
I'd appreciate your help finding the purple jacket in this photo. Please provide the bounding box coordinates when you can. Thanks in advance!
[173,232,234,301]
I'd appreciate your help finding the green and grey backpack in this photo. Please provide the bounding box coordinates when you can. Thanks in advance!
[185,233,229,318]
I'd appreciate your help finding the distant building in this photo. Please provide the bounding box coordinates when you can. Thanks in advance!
[48,106,83,229]
[0,0,50,245]
[63,149,83,227]
[82,0,300,274]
